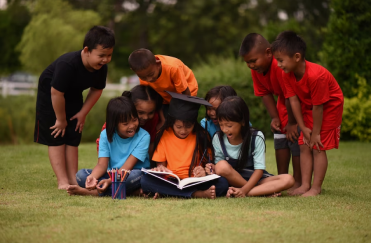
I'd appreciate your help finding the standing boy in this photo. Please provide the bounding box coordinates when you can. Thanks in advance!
[128,49,198,129]
[34,26,115,189]
[272,31,343,197]
[239,33,301,190]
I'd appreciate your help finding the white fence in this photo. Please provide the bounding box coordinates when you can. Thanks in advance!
[0,81,136,98]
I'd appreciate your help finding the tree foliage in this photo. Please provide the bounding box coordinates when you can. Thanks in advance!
[321,0,371,97]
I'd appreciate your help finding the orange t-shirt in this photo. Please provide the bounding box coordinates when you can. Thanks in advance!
[139,55,198,104]
[152,128,197,179]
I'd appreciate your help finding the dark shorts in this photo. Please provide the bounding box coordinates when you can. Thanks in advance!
[273,127,301,157]
[34,111,82,147]
[239,168,274,184]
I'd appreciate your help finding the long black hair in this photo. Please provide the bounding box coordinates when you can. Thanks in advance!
[105,96,138,142]
[217,96,255,170]
[152,115,214,177]
[121,85,163,111]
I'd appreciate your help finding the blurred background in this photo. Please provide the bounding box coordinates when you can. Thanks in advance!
[0,0,370,144]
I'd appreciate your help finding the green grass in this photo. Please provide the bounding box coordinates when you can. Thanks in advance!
[1,141,370,243]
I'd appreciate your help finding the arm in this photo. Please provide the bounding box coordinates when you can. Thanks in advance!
[289,95,311,145]
[70,87,103,133]
[310,105,324,152]
[50,87,67,138]
[157,109,165,131]
[152,162,172,172]
[182,87,191,96]
[285,98,299,142]
[86,157,109,189]
[262,94,281,132]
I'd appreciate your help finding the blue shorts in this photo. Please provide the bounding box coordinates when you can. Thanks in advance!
[239,168,274,184]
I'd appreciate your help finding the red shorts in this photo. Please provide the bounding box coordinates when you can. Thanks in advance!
[298,125,341,151]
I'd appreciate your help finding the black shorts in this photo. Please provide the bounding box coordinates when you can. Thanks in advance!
[34,111,82,147]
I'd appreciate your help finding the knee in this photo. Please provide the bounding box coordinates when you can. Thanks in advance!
[215,160,234,177]
[282,174,295,188]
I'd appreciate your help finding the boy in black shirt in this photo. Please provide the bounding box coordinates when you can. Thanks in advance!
[34,26,115,189]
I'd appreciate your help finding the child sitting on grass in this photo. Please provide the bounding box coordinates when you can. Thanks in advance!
[210,96,294,197]
[67,96,150,196]
[140,92,229,199]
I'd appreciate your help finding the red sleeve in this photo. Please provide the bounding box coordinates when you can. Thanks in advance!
[309,75,330,105]
[283,73,295,98]
[251,70,270,97]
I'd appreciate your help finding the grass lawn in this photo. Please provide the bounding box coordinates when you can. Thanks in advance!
[0,141,370,243]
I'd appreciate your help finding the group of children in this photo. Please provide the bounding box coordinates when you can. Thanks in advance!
[34,26,343,198]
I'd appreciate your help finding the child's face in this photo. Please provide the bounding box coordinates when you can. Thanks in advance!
[173,120,194,139]
[219,119,243,143]
[242,47,272,74]
[134,60,161,83]
[135,100,156,126]
[206,97,221,125]
[117,116,139,139]
[274,51,300,73]
[84,45,113,71]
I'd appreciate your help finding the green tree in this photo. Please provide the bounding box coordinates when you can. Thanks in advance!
[17,0,101,74]
[321,0,371,97]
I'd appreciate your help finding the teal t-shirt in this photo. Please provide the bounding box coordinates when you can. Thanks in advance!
[212,131,266,170]
[98,128,150,170]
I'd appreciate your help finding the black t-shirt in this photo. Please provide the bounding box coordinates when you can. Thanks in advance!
[36,50,107,116]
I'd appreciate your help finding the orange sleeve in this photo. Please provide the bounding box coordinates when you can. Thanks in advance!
[152,140,167,163]
[170,66,188,93]
[139,79,149,86]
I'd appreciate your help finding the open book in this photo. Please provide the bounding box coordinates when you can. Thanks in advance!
[141,168,220,189]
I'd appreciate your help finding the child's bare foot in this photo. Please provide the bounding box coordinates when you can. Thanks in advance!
[287,183,301,195]
[192,186,216,199]
[301,188,321,197]
[289,185,310,196]
[58,184,70,190]
[266,192,282,198]
[67,185,98,196]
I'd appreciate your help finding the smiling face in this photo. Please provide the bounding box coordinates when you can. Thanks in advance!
[173,120,194,139]
[84,45,113,71]
[273,51,300,73]
[134,61,162,83]
[218,119,243,145]
[117,116,139,139]
[135,100,156,126]
[242,47,272,74]
[206,97,222,125]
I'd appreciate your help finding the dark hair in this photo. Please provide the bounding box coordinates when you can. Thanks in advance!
[121,85,163,112]
[239,33,260,56]
[83,26,115,51]
[128,49,157,71]
[271,31,306,58]
[152,115,214,177]
[204,86,237,120]
[106,96,138,142]
[217,96,256,170]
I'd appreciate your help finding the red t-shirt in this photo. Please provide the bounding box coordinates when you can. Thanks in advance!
[96,112,159,152]
[251,58,288,132]
[283,61,344,130]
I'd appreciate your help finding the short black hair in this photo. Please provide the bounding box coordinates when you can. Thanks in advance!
[205,85,237,119]
[83,26,115,51]
[239,33,270,56]
[271,31,306,58]
[128,49,157,71]
[122,85,163,112]
[105,96,138,143]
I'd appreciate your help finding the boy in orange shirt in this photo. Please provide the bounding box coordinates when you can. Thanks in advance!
[272,31,344,197]
[128,49,198,129]
[239,33,301,191]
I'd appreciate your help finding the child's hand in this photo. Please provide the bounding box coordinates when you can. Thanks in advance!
[156,120,165,131]
[270,118,281,133]
[205,163,215,175]
[85,175,98,190]
[152,165,172,173]
[96,179,112,194]
[226,187,246,198]
[284,123,299,142]
[50,119,67,138]
[70,111,86,133]
[193,166,206,177]
[310,134,324,152]
[302,126,312,146]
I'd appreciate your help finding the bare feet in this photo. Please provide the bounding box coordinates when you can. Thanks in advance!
[266,192,282,198]
[289,185,310,196]
[301,188,321,197]
[66,185,98,196]
[140,189,161,199]
[192,186,216,199]
[287,183,301,195]
[58,184,70,190]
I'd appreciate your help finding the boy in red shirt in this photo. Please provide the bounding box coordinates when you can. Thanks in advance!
[239,33,301,191]
[272,31,344,197]
[128,49,198,129]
